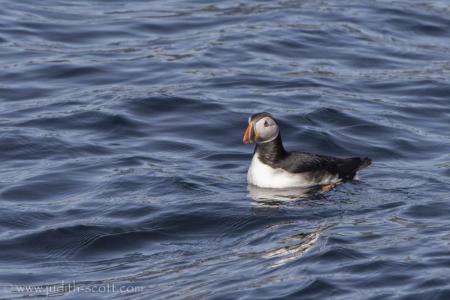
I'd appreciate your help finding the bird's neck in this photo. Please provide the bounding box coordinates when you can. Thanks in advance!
[255,134,287,165]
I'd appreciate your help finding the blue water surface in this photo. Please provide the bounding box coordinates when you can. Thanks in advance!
[0,0,450,299]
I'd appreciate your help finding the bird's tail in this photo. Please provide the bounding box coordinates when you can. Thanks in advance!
[357,157,372,171]
[339,156,372,180]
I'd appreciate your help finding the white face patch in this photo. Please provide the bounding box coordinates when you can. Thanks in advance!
[254,117,279,143]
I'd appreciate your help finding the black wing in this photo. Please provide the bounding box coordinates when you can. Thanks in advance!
[280,152,371,180]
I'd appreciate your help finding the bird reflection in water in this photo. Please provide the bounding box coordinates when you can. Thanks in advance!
[247,184,328,206]
[262,229,321,268]
[246,185,329,268]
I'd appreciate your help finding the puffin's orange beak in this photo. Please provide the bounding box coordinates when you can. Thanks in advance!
[243,122,253,144]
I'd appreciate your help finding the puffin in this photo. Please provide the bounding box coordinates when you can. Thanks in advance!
[243,112,371,190]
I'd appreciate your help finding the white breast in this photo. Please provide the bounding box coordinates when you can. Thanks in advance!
[247,154,340,188]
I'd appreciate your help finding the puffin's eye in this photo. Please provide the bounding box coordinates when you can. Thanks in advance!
[264,120,269,127]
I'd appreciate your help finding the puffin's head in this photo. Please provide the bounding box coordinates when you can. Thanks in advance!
[243,112,280,144]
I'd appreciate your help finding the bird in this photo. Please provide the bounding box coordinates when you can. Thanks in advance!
[243,112,371,190]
